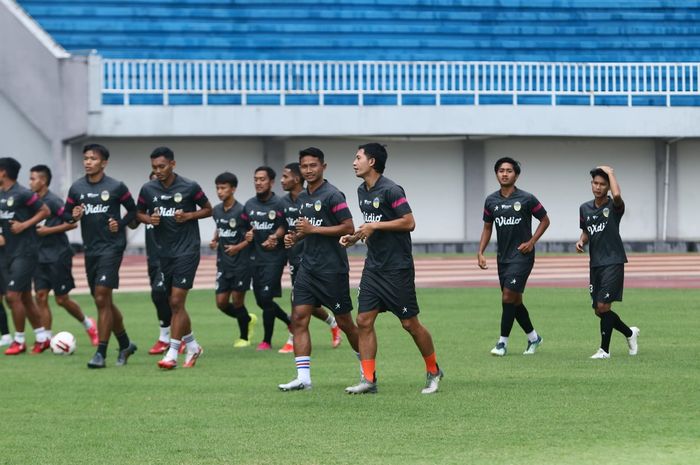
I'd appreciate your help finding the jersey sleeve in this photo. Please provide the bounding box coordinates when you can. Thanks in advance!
[24,191,44,214]
[386,185,412,217]
[613,199,625,217]
[579,205,586,230]
[530,195,547,220]
[137,185,149,213]
[192,182,209,208]
[117,182,137,228]
[329,191,352,223]
[62,186,79,222]
[482,199,494,223]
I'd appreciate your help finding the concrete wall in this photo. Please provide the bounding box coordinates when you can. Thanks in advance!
[64,135,685,250]
[0,91,52,171]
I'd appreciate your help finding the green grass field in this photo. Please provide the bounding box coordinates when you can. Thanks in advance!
[2,288,698,465]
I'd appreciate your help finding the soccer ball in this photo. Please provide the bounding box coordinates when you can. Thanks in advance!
[50,331,77,355]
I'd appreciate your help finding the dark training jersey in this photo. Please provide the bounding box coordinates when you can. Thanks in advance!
[580,197,628,267]
[358,176,414,271]
[64,175,136,257]
[297,180,352,274]
[213,201,250,273]
[242,193,286,266]
[144,224,160,266]
[483,188,547,264]
[137,174,209,258]
[0,183,44,259]
[281,192,304,267]
[38,190,73,264]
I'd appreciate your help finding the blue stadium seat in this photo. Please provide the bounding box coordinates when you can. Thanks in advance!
[16,0,700,62]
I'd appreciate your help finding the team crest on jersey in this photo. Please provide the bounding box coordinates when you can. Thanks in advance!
[372,197,380,209]
[100,190,109,202]
[174,193,183,203]
[268,210,276,220]
[6,196,13,207]
[603,207,610,218]
[229,218,237,228]
[513,201,521,212]
[314,200,322,211]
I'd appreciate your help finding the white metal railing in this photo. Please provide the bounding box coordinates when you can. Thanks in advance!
[99,59,700,106]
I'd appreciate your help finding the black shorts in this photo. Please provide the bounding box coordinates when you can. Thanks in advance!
[292,267,352,315]
[288,260,301,287]
[252,261,284,301]
[590,264,624,308]
[34,253,76,295]
[85,254,123,293]
[497,261,533,294]
[0,260,7,294]
[148,261,166,293]
[358,268,420,319]
[160,254,200,291]
[6,255,38,293]
[216,267,251,294]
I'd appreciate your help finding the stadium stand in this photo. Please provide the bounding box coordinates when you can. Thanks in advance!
[16,0,700,62]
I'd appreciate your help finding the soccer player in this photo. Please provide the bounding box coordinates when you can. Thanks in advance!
[131,172,176,355]
[136,147,210,369]
[278,147,360,392]
[29,165,99,346]
[243,166,291,351]
[0,157,51,355]
[477,157,550,357]
[210,171,257,347]
[63,144,137,368]
[280,162,341,350]
[0,234,13,347]
[576,166,639,359]
[340,143,443,394]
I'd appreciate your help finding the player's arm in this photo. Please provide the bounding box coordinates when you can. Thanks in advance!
[519,214,550,254]
[296,217,354,238]
[477,221,493,270]
[115,186,137,231]
[36,221,77,237]
[10,195,50,234]
[576,230,589,253]
[355,213,415,242]
[598,165,623,208]
[136,189,158,225]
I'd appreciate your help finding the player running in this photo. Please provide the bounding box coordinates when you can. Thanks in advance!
[0,157,50,355]
[477,157,550,357]
[210,172,257,348]
[341,143,443,394]
[29,165,98,346]
[576,166,639,359]
[280,162,342,351]
[278,147,360,392]
[243,167,291,351]
[63,145,137,368]
[137,147,211,369]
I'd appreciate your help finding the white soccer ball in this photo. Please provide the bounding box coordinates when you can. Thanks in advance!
[50,331,77,355]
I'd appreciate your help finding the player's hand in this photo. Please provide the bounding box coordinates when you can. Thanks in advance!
[224,244,238,256]
[108,217,119,233]
[295,217,315,235]
[284,232,296,249]
[150,209,161,226]
[209,238,218,250]
[597,165,614,175]
[245,229,254,243]
[72,204,85,222]
[575,240,585,253]
[517,240,534,254]
[0,235,5,247]
[262,234,278,250]
[174,209,189,223]
[356,222,376,241]
[477,253,488,270]
[9,220,28,234]
[35,223,48,236]
[339,234,357,248]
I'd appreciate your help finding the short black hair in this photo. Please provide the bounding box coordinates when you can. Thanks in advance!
[255,166,276,180]
[150,146,174,160]
[299,147,325,163]
[0,157,21,180]
[83,143,109,160]
[590,168,610,183]
[284,162,302,180]
[30,164,52,186]
[494,157,521,175]
[215,171,238,188]
[358,143,388,174]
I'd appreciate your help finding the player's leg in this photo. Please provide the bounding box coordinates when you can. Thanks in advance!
[21,290,50,353]
[312,305,341,348]
[0,294,11,347]
[278,303,313,391]
[399,315,443,394]
[55,293,98,346]
[216,287,253,345]
[345,309,379,394]
[231,289,255,346]
[34,288,53,337]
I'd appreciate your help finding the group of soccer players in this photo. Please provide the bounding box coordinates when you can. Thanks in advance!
[0,143,638,394]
